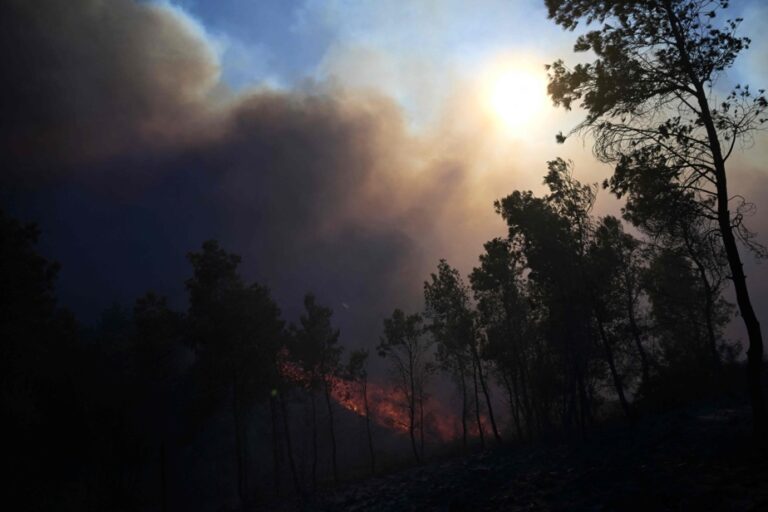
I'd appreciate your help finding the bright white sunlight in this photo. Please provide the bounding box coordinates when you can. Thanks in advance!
[484,61,549,134]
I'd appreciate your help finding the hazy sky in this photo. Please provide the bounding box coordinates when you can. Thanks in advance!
[2,0,766,349]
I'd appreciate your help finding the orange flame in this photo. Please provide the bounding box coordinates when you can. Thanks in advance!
[279,359,481,442]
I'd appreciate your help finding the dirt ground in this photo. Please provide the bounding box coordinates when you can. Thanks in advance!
[269,402,768,511]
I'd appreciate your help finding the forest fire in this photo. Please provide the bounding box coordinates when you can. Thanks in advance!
[279,360,465,442]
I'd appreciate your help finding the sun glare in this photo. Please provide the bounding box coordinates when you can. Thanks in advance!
[485,63,549,135]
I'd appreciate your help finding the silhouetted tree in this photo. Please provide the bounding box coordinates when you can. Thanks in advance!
[291,293,343,487]
[589,217,652,389]
[497,161,599,432]
[426,259,503,446]
[378,309,432,464]
[643,246,732,402]
[547,0,768,442]
[186,240,284,509]
[132,292,185,512]
[471,238,536,438]
[347,349,376,474]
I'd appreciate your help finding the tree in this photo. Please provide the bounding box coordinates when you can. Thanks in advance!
[471,238,536,439]
[497,161,600,432]
[643,246,732,401]
[291,293,343,487]
[346,349,376,474]
[425,260,503,447]
[132,292,185,512]
[186,240,285,509]
[546,0,768,442]
[589,217,652,389]
[377,309,432,464]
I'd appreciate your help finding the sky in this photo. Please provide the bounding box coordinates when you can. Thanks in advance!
[1,0,767,350]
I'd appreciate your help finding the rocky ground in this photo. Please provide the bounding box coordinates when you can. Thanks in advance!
[267,401,768,511]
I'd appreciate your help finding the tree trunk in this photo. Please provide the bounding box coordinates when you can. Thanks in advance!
[310,392,318,493]
[471,344,502,444]
[595,313,633,420]
[501,369,523,440]
[232,378,247,511]
[408,368,421,464]
[471,359,485,449]
[665,0,767,448]
[323,378,340,485]
[419,388,425,458]
[624,275,651,387]
[278,391,302,496]
[160,440,168,512]
[269,395,281,496]
[362,378,375,475]
[457,358,468,451]
[684,234,722,371]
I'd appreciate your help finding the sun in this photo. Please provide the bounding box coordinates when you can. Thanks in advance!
[484,63,549,134]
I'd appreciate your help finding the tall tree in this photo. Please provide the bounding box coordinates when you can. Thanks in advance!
[588,217,652,390]
[292,294,343,486]
[132,292,185,512]
[377,309,432,464]
[347,349,376,475]
[546,0,768,442]
[186,241,285,509]
[425,260,503,446]
[471,238,536,438]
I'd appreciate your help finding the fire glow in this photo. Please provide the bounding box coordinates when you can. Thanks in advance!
[280,360,490,443]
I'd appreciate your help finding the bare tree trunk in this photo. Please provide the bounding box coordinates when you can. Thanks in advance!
[457,358,468,451]
[471,344,502,444]
[279,392,302,497]
[160,440,168,512]
[664,0,767,447]
[232,378,247,511]
[419,388,425,459]
[684,236,722,371]
[501,370,523,440]
[625,287,651,388]
[471,358,485,449]
[408,369,421,464]
[269,396,281,496]
[323,379,339,485]
[310,392,318,493]
[595,313,633,420]
[362,378,375,475]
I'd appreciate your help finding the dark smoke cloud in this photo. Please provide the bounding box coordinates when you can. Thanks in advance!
[0,0,220,183]
[0,0,476,347]
[2,0,766,353]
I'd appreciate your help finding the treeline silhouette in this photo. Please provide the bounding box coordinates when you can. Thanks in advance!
[1,152,747,510]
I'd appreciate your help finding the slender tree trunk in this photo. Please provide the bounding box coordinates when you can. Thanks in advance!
[471,358,485,449]
[471,344,502,444]
[362,378,375,475]
[626,288,650,387]
[716,195,767,443]
[501,369,523,440]
[160,440,168,512]
[457,358,468,451]
[278,392,302,497]
[408,367,421,464]
[419,389,425,458]
[665,0,767,447]
[232,378,247,511]
[323,378,340,485]
[595,313,633,420]
[269,395,282,496]
[503,300,533,435]
[310,392,318,493]
[685,235,722,371]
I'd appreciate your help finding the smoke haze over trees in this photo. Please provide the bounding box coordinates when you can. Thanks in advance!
[2,0,768,510]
